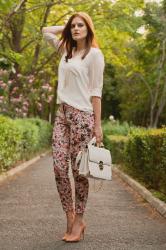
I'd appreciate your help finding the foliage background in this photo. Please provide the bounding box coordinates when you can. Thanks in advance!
[0,0,166,128]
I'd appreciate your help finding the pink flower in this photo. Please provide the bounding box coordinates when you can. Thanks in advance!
[23,101,29,107]
[0,80,7,88]
[8,80,13,85]
[12,87,19,93]
[47,95,53,103]
[0,96,4,103]
[23,105,28,111]
[0,83,7,89]
[29,79,34,83]
[27,74,35,80]
[0,69,7,76]
[37,102,42,111]
[17,73,22,78]
[11,97,22,103]
[11,87,19,95]
[42,85,49,90]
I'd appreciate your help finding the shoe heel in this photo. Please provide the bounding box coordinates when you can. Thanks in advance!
[82,230,84,240]
[82,226,86,240]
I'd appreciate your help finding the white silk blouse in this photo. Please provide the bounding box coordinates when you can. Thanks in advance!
[43,32,105,112]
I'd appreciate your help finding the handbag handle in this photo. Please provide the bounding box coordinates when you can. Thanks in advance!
[88,137,104,148]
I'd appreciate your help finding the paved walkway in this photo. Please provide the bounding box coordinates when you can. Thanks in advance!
[0,153,166,250]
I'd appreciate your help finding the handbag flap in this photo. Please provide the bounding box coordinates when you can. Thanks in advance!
[88,145,111,165]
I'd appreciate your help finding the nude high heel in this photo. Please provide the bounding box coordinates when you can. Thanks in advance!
[65,224,86,242]
[62,211,75,241]
[62,233,70,241]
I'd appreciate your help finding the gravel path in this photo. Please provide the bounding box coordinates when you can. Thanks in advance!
[0,153,166,250]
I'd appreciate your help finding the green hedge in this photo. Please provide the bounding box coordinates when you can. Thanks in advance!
[103,134,128,164]
[102,120,133,136]
[103,124,166,196]
[124,128,166,195]
[0,116,22,171]
[102,120,132,164]
[0,115,52,172]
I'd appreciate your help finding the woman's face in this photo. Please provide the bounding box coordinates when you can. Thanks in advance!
[70,16,88,42]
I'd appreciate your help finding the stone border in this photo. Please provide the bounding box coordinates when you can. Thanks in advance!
[0,150,51,184]
[113,165,166,219]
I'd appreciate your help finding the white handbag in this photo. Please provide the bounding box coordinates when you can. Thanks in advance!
[76,137,112,181]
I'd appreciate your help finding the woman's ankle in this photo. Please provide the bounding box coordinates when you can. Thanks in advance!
[74,213,84,224]
[66,210,75,218]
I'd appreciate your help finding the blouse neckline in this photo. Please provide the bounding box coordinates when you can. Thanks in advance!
[63,47,93,60]
[72,48,86,58]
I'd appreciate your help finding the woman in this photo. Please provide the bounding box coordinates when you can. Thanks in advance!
[42,11,105,242]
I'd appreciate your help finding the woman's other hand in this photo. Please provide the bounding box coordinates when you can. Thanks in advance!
[93,124,103,146]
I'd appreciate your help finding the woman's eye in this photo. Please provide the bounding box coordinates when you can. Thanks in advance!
[71,23,84,28]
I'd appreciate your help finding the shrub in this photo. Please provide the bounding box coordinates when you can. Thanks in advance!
[102,120,132,163]
[13,119,41,159]
[103,134,128,164]
[102,119,135,136]
[0,115,22,171]
[103,120,166,197]
[26,118,52,148]
[124,128,166,194]
[0,115,52,172]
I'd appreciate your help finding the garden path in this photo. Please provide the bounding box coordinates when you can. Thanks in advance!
[0,153,166,250]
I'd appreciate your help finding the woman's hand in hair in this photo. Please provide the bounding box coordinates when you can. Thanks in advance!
[42,26,65,35]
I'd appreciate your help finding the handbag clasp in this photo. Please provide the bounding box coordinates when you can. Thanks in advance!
[99,161,103,170]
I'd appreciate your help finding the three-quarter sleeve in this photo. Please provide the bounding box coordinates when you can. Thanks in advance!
[43,32,59,49]
[89,49,105,98]
[43,32,62,51]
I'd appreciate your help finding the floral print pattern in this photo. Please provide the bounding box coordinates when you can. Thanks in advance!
[52,103,94,213]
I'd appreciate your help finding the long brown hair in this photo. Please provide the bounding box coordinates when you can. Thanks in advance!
[58,12,99,62]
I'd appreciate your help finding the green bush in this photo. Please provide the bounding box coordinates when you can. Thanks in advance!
[102,119,135,136]
[14,118,52,158]
[0,115,22,171]
[103,120,166,199]
[102,119,133,163]
[0,115,52,172]
[103,134,128,164]
[124,128,166,195]
[14,119,41,158]
[26,118,52,148]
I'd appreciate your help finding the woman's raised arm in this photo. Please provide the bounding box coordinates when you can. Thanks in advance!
[42,25,65,53]
[42,26,64,35]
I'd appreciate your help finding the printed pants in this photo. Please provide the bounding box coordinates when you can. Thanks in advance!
[52,103,94,214]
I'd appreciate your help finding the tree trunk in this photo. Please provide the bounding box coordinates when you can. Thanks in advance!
[31,0,54,72]
[8,1,27,101]
[153,80,166,127]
